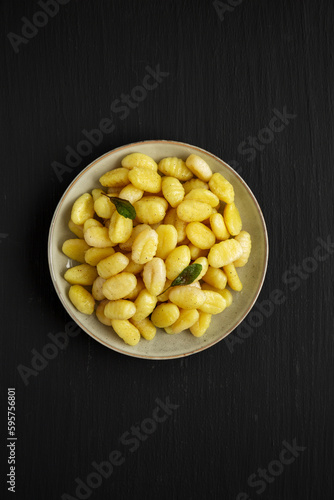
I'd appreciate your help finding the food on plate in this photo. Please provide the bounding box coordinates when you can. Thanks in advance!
[62,153,252,345]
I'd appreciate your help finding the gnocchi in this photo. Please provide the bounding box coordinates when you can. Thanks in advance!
[62,151,252,346]
[165,245,191,281]
[185,154,213,182]
[97,252,129,279]
[155,225,178,259]
[142,257,166,296]
[128,167,162,193]
[190,312,212,337]
[102,272,137,301]
[104,299,136,320]
[186,222,216,250]
[62,238,90,263]
[69,285,95,314]
[131,317,156,340]
[161,176,185,207]
[169,285,206,309]
[110,319,140,346]
[71,193,95,225]
[121,152,158,171]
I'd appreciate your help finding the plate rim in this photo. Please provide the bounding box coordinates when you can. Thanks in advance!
[48,139,269,360]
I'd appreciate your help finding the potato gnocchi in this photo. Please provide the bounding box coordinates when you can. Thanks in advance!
[62,152,252,346]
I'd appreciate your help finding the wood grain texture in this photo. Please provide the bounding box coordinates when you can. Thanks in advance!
[1,0,333,499]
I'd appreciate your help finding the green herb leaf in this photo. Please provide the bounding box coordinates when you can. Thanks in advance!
[171,263,202,287]
[101,193,136,220]
[158,263,202,296]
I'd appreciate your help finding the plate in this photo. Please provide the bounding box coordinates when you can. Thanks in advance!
[48,140,268,359]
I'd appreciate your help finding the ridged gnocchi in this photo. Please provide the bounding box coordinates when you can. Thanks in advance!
[161,176,185,207]
[209,172,234,204]
[158,157,193,181]
[121,152,158,171]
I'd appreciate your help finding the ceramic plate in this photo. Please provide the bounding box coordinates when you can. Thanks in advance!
[48,140,268,359]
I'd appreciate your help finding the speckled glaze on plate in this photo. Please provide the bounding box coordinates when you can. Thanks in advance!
[48,140,269,359]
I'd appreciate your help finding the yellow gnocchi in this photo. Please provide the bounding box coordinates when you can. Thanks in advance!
[183,178,208,194]
[94,195,115,219]
[134,196,168,224]
[84,247,115,266]
[223,202,242,236]
[202,266,227,289]
[84,226,113,248]
[121,152,158,171]
[151,303,180,328]
[62,239,90,263]
[128,167,162,193]
[210,213,230,241]
[161,176,185,207]
[71,193,95,225]
[118,184,144,204]
[234,231,252,267]
[190,312,212,337]
[131,317,156,340]
[185,154,213,182]
[208,239,243,268]
[184,188,219,207]
[168,308,199,334]
[208,172,234,204]
[64,264,98,286]
[99,168,129,188]
[199,290,226,314]
[155,225,178,259]
[158,157,193,181]
[165,245,191,281]
[111,319,140,345]
[132,289,157,322]
[186,222,216,250]
[69,285,95,315]
[201,283,233,306]
[223,263,243,291]
[109,211,133,244]
[97,252,129,279]
[104,300,136,320]
[102,272,137,301]
[142,257,166,296]
[163,208,188,243]
[177,200,214,222]
[132,227,158,264]
[169,285,206,309]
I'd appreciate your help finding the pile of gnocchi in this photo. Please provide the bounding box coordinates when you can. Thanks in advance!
[62,153,251,346]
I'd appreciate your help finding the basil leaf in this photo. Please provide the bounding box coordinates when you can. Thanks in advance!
[158,263,202,296]
[101,193,136,220]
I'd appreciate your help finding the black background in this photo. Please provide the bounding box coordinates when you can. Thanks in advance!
[1,1,334,499]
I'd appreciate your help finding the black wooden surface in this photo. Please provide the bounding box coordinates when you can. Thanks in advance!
[1,1,334,499]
